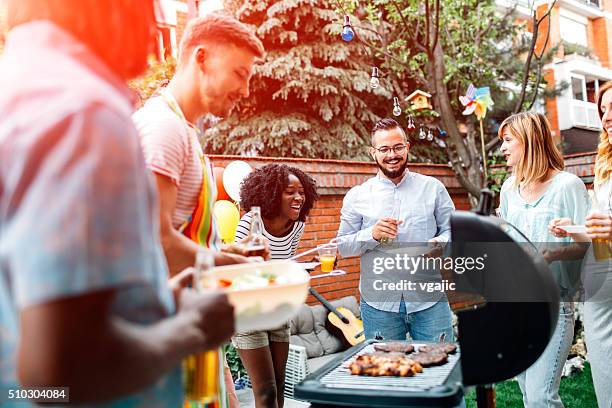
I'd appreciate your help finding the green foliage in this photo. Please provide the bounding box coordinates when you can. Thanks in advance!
[129,56,176,107]
[346,0,546,120]
[204,0,391,160]
[487,153,510,196]
[562,40,596,59]
[465,362,598,407]
[225,344,247,380]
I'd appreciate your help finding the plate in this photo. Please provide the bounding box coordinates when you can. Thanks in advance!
[557,225,587,234]
[298,262,321,270]
[207,260,310,332]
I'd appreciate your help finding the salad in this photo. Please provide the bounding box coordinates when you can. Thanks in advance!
[218,268,278,290]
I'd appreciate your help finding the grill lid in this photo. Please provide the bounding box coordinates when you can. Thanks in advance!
[451,190,560,386]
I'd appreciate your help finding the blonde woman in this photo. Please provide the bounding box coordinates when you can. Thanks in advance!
[499,112,589,408]
[550,81,612,408]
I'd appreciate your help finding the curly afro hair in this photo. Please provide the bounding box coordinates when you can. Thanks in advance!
[239,164,319,222]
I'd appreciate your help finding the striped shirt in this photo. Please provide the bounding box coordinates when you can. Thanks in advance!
[234,212,305,259]
[133,90,203,229]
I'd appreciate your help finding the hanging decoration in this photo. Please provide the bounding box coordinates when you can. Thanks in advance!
[341,15,354,42]
[407,115,416,131]
[436,138,447,149]
[405,90,433,110]
[370,67,380,89]
[459,84,494,180]
[418,125,427,140]
[392,97,401,117]
[426,127,434,142]
[437,127,447,138]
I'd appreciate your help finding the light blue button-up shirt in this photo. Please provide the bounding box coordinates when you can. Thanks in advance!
[499,171,589,291]
[336,169,455,313]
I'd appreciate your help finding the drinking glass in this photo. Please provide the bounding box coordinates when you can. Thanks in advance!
[317,243,337,273]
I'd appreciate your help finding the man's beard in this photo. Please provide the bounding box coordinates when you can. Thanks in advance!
[375,156,408,179]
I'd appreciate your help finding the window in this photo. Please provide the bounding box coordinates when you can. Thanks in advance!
[560,16,588,47]
[586,79,599,103]
[573,76,605,103]
[570,75,605,129]
[158,26,172,60]
[572,76,586,101]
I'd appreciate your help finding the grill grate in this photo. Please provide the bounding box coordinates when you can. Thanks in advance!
[319,343,460,392]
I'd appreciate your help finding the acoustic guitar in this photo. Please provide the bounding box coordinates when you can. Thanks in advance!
[308,287,365,346]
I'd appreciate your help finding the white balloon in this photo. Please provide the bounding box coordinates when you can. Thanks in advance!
[223,160,253,203]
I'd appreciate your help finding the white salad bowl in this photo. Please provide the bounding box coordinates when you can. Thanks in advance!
[207,260,310,332]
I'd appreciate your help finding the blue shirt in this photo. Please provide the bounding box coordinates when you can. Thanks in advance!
[336,170,455,313]
[0,22,182,407]
[499,171,589,291]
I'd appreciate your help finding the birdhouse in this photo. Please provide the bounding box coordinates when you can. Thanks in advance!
[405,90,433,110]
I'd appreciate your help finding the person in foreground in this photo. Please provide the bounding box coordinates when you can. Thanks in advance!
[232,164,319,408]
[0,1,233,406]
[550,81,612,408]
[498,111,589,408]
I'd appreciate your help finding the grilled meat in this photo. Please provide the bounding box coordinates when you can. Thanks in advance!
[418,343,457,355]
[410,352,448,367]
[373,342,415,354]
[349,353,423,377]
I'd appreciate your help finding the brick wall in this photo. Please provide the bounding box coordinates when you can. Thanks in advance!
[209,155,472,308]
[590,17,611,68]
[544,68,561,140]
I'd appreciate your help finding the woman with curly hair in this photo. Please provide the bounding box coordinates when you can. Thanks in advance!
[232,163,318,408]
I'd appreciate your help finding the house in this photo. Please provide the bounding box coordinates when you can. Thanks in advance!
[498,0,612,154]
[155,0,223,61]
[405,90,433,110]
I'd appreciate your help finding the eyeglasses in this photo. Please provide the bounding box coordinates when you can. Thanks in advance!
[372,144,407,155]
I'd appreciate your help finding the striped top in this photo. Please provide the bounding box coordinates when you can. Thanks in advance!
[133,90,203,229]
[234,211,305,259]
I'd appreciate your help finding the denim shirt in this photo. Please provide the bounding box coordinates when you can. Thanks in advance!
[336,170,455,313]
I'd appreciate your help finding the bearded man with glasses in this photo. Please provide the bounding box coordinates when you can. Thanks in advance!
[336,118,457,344]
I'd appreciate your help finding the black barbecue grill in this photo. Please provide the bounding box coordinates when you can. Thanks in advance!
[297,340,463,407]
[295,190,561,408]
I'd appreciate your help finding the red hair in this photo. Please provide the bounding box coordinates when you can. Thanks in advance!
[6,0,157,80]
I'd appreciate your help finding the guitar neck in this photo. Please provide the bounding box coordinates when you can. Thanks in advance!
[309,287,347,322]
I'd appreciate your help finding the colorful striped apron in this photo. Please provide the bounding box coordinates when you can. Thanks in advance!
[158,90,228,408]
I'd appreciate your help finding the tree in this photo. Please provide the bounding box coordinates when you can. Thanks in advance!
[202,0,393,160]
[128,56,176,107]
[339,0,559,198]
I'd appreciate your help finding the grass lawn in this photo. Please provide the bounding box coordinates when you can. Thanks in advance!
[465,362,598,408]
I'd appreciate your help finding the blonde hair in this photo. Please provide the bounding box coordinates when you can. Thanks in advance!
[6,0,156,80]
[498,111,564,186]
[178,12,265,65]
[594,81,612,185]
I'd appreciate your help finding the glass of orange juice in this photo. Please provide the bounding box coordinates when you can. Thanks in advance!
[318,243,337,273]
